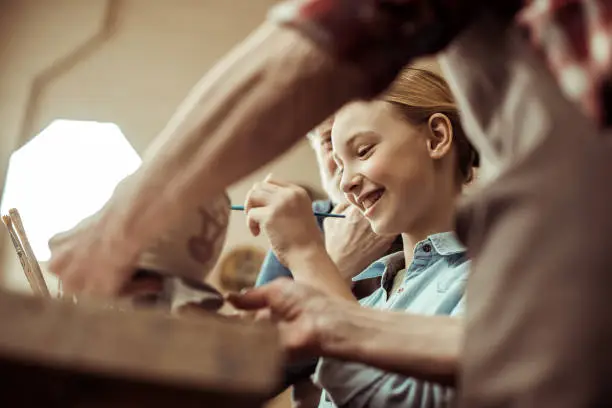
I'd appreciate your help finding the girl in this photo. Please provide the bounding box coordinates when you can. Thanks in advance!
[243,68,478,408]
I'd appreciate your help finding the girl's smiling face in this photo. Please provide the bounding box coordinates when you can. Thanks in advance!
[332,100,451,235]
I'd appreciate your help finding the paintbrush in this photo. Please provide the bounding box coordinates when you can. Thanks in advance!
[2,212,50,297]
[230,205,345,218]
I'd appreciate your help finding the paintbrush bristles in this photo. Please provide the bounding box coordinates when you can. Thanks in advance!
[6,208,50,298]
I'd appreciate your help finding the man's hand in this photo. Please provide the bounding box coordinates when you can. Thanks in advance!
[229,278,462,383]
[44,19,368,299]
[324,203,396,280]
[48,207,140,297]
[227,278,349,360]
[245,176,325,267]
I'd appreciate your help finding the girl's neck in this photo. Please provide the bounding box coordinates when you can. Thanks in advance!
[401,192,457,266]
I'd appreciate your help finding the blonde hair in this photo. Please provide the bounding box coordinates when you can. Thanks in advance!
[382,68,478,183]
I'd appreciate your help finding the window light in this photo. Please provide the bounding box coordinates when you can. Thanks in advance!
[1,119,142,261]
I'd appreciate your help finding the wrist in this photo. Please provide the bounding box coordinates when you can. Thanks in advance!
[317,302,366,359]
[101,181,146,262]
[285,238,357,302]
[284,240,327,271]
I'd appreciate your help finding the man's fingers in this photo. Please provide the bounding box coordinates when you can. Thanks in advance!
[59,271,86,297]
[48,233,68,248]
[227,278,295,311]
[343,204,365,221]
[331,202,351,214]
[226,287,271,310]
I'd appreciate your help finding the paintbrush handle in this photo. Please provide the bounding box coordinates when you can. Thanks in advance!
[6,209,50,298]
[230,205,345,218]
[2,216,35,290]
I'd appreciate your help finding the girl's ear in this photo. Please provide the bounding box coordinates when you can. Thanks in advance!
[426,113,454,160]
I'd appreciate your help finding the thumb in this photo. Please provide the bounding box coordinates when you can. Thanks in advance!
[341,204,366,223]
[331,202,351,214]
[226,287,271,310]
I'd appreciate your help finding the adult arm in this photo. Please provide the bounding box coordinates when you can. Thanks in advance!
[49,0,490,296]
[322,309,462,386]
[314,298,464,407]
[228,279,462,385]
[49,22,370,295]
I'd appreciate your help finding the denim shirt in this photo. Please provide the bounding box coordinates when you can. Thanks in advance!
[314,232,469,408]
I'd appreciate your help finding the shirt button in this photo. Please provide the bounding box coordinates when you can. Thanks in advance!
[423,244,432,253]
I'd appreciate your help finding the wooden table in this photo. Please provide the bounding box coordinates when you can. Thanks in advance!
[0,289,281,407]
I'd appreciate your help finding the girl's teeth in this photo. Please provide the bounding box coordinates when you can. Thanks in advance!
[363,191,382,209]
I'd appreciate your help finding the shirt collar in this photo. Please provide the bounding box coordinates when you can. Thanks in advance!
[428,232,466,256]
[351,232,465,282]
[352,251,404,282]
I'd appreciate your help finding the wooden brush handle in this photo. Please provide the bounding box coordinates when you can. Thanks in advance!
[8,209,50,298]
[2,216,38,294]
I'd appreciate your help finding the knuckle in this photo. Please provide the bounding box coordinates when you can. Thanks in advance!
[285,188,305,206]
[294,186,309,200]
[48,233,66,247]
